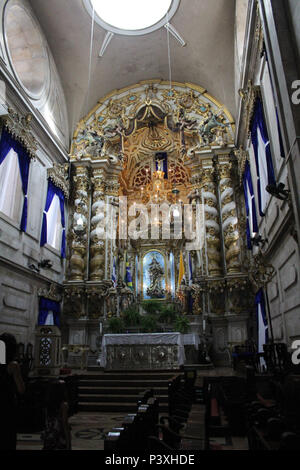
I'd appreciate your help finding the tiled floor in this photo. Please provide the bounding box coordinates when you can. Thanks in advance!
[17,412,126,450]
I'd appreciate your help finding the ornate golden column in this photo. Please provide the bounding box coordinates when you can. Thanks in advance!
[105,174,120,281]
[201,159,222,277]
[217,155,241,274]
[90,168,106,281]
[69,166,89,281]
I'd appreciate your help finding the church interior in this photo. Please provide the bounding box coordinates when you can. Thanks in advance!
[0,0,300,452]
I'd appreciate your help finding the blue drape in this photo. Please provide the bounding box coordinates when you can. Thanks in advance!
[275,109,285,159]
[0,128,31,231]
[38,297,60,327]
[243,160,258,250]
[251,97,276,217]
[255,288,269,343]
[155,152,168,179]
[40,179,66,258]
[187,253,194,313]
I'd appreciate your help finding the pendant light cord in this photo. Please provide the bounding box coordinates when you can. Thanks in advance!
[166,10,172,91]
[85,3,95,116]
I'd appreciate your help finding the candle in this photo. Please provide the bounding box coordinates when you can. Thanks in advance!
[99,322,103,335]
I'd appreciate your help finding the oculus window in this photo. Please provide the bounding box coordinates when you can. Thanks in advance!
[85,0,180,35]
[4,2,49,99]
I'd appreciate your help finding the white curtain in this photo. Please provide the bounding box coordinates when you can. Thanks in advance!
[258,303,267,368]
[45,310,54,326]
[46,193,62,250]
[0,148,23,221]
[257,126,270,212]
[246,178,255,237]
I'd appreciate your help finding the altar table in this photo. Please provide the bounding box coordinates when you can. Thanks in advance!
[100,332,187,370]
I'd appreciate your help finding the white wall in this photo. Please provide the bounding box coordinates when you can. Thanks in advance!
[234,0,249,106]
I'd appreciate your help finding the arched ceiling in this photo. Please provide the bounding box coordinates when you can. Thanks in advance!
[28,0,236,139]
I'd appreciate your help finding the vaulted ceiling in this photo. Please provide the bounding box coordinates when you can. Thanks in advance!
[29,0,236,137]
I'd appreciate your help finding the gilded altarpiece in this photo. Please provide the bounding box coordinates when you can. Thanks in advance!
[64,80,254,366]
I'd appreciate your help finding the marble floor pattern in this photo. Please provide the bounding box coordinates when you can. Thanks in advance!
[17,412,126,451]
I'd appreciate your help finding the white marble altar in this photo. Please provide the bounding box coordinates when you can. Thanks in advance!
[100,332,187,370]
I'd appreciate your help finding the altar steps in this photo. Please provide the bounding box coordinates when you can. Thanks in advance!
[79,379,171,388]
[78,386,167,395]
[77,371,178,413]
[78,393,168,404]
[85,371,176,380]
[78,402,157,413]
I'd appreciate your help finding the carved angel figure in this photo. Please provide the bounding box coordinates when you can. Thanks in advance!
[198,111,227,146]
[75,125,104,158]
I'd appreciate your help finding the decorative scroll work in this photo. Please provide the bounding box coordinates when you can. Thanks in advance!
[70,81,235,164]
[1,107,37,158]
[47,164,70,198]
[238,80,260,136]
[38,283,62,302]
[234,147,249,185]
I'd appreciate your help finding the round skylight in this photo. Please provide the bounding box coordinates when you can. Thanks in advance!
[4,3,49,99]
[85,0,180,36]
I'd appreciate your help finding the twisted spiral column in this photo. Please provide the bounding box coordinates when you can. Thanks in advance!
[90,168,106,281]
[217,156,241,274]
[201,163,222,277]
[69,166,89,281]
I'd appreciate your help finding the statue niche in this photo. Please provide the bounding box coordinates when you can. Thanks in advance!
[143,251,166,300]
[147,256,165,299]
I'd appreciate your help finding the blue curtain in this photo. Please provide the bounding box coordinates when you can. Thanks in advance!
[155,152,168,179]
[40,179,66,258]
[251,97,276,217]
[0,128,31,232]
[275,109,285,159]
[243,160,258,250]
[255,288,269,344]
[38,297,60,327]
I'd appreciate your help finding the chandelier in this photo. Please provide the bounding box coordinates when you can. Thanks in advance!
[140,160,180,206]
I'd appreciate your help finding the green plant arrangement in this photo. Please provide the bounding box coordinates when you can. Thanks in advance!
[174,315,190,334]
[157,303,177,324]
[140,315,158,333]
[141,300,162,315]
[122,306,141,327]
[108,317,125,334]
